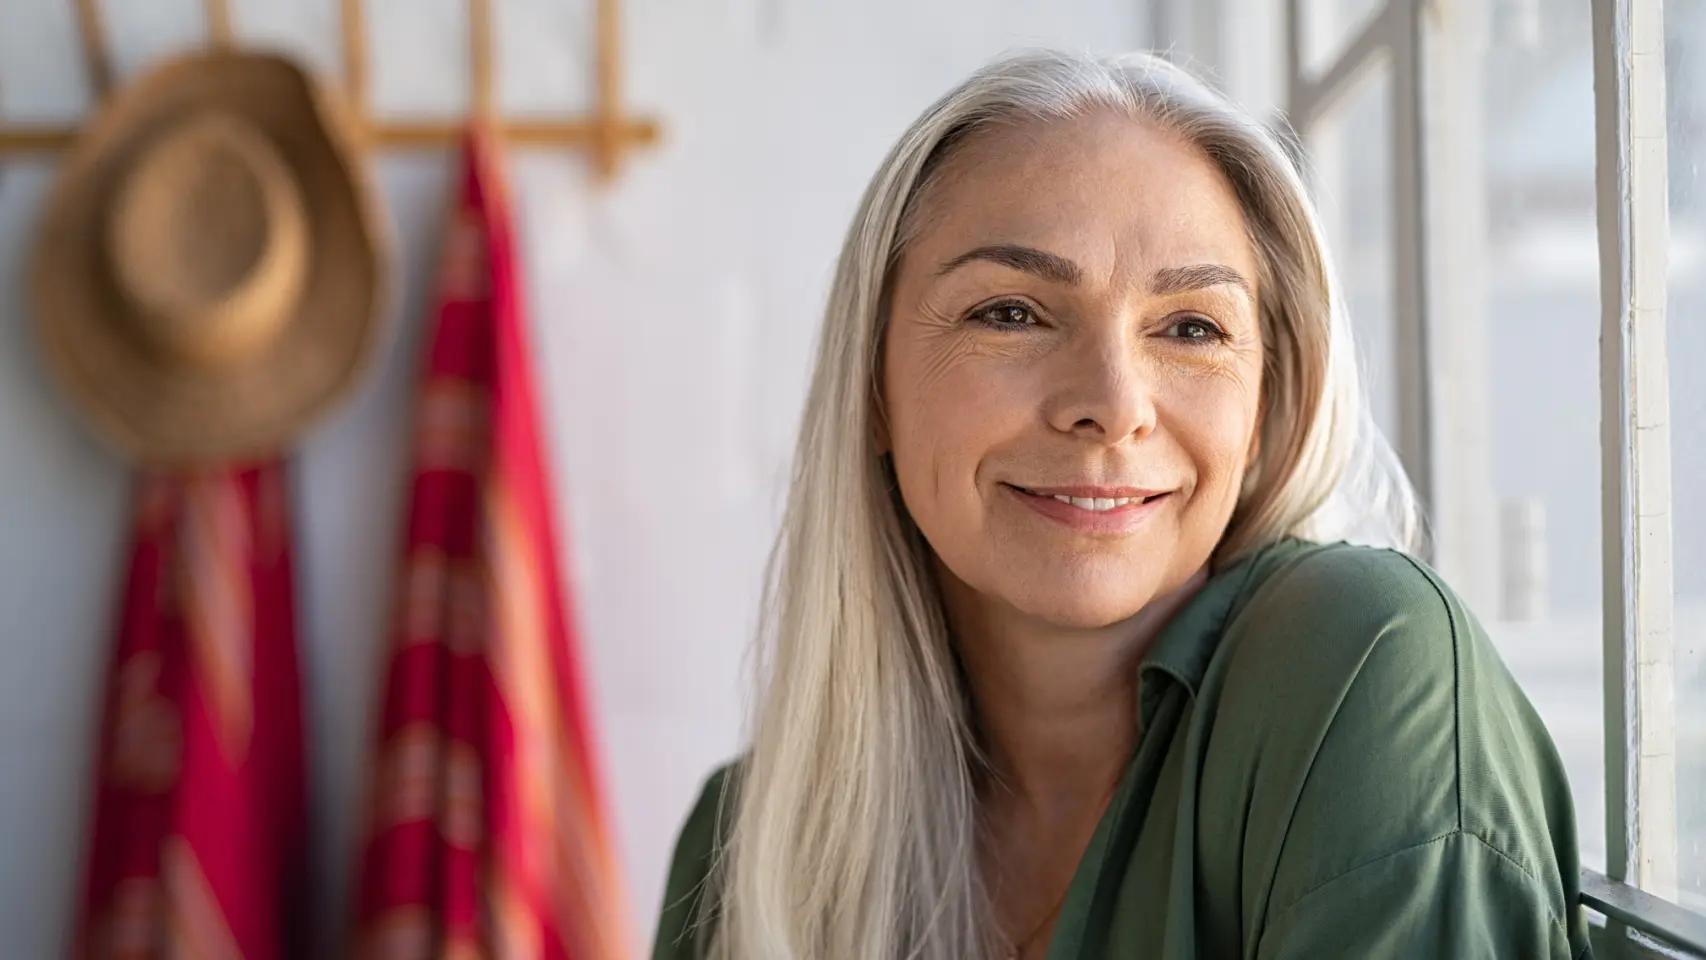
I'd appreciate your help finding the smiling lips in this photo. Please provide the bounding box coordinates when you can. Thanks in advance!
[1005,483,1169,511]
[1002,482,1173,534]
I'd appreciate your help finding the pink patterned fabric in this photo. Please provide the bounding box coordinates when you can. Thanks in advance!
[74,463,308,959]
[354,129,632,960]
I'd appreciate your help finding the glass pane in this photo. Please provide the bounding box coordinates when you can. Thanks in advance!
[1302,0,1388,78]
[1665,2,1706,914]
[1307,67,1400,444]
[1446,3,1607,870]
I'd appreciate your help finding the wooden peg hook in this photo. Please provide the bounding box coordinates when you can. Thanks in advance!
[73,0,113,98]
[341,0,371,121]
[203,0,234,48]
[3,0,662,179]
[469,0,495,121]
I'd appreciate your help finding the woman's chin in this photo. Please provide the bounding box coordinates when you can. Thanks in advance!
[1009,585,1157,631]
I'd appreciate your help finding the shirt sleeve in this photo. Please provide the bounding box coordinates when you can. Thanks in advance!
[651,763,735,960]
[1254,829,1585,959]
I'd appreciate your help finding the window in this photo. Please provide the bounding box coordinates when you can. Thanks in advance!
[1156,0,1706,955]
[1664,0,1706,918]
[1308,64,1401,445]
[1437,0,1609,877]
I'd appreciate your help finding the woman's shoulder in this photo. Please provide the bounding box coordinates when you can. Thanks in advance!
[1213,538,1557,811]
[1202,539,1586,949]
[1218,539,1557,781]
[652,759,742,960]
[1239,537,1456,627]
[1219,538,1468,697]
[1209,538,1474,761]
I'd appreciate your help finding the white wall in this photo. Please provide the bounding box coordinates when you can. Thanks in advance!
[0,1,1150,955]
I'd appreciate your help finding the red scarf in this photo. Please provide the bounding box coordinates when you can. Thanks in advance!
[74,463,308,959]
[354,129,633,959]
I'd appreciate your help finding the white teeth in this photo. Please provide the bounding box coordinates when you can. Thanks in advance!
[1050,494,1141,511]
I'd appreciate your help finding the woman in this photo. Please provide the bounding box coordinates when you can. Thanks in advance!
[652,49,1591,959]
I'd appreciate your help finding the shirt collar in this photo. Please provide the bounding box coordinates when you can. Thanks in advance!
[1136,536,1307,728]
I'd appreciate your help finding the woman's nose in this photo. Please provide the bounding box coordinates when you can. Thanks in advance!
[1045,336,1158,443]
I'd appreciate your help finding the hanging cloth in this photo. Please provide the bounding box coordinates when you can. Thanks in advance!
[73,463,308,959]
[354,129,633,959]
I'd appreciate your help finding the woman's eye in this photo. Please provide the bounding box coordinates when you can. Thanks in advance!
[970,300,1039,329]
[1167,315,1227,343]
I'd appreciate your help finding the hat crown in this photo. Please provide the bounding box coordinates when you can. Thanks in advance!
[104,110,309,368]
[32,49,387,465]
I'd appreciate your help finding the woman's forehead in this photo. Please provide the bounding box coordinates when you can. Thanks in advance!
[911,113,1258,283]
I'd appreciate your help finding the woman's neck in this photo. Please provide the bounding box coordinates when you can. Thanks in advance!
[942,562,1209,819]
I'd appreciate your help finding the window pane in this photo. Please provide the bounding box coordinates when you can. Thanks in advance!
[1446,2,1606,870]
[1307,66,1400,444]
[1301,0,1388,77]
[1665,2,1706,914]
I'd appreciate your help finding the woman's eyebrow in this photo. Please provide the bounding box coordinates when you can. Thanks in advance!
[935,244,1082,285]
[935,245,1251,301]
[1150,263,1253,299]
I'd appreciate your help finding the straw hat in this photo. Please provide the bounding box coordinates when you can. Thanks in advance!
[32,49,388,464]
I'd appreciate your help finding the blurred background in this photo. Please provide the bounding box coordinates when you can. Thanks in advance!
[0,0,1700,956]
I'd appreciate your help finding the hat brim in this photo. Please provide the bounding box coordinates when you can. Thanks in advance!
[32,49,390,465]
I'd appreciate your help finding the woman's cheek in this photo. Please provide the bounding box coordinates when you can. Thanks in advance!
[926,355,1031,432]
[1162,376,1260,478]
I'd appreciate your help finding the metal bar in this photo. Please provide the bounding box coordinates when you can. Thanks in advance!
[72,0,112,98]
[1591,0,1680,900]
[1581,870,1706,955]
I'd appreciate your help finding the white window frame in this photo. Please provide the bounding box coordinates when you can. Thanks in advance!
[1154,0,1705,955]
[1591,0,1690,953]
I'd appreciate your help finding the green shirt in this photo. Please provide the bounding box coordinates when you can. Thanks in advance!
[651,536,1594,959]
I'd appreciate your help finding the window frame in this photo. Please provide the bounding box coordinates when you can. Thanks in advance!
[1590,0,1682,915]
[1152,0,1705,954]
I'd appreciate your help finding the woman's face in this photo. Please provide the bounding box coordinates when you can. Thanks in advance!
[879,112,1266,631]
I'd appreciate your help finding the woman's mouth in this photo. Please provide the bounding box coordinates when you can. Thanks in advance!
[1001,483,1172,534]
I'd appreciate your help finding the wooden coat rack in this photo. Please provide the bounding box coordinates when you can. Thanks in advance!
[0,0,661,181]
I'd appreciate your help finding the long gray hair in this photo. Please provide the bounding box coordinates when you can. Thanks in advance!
[696,47,1424,959]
